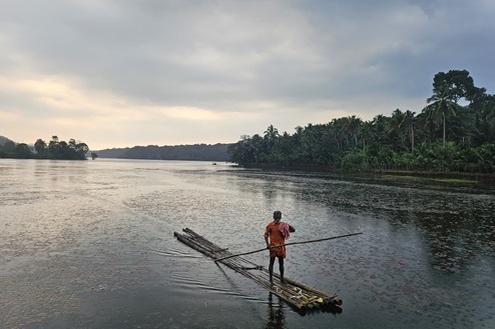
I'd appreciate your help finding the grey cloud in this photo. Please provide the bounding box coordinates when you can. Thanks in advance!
[1,0,494,146]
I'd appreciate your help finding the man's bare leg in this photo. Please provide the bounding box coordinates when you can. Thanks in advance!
[278,257,285,283]
[269,256,276,283]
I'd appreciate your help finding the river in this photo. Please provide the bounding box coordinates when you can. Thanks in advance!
[1,158,494,329]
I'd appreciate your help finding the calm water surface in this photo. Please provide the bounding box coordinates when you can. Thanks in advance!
[1,159,494,329]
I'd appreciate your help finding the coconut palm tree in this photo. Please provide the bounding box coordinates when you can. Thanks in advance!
[424,89,463,147]
[264,125,279,141]
[345,116,362,147]
[388,109,406,150]
[402,110,416,152]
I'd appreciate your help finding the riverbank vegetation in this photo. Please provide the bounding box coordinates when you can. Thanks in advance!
[0,136,89,160]
[229,70,495,173]
[96,143,230,161]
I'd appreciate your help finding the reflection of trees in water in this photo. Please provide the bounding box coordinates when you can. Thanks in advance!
[382,200,495,273]
[223,173,279,203]
[418,211,493,273]
[225,170,495,273]
[264,293,285,329]
[295,179,495,273]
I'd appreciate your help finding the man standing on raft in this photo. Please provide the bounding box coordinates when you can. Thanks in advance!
[264,211,295,284]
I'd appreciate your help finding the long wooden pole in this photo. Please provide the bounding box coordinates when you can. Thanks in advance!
[214,232,363,262]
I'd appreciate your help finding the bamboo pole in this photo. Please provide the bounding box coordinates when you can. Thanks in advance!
[214,232,363,262]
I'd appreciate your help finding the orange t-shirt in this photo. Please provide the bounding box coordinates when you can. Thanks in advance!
[265,221,287,258]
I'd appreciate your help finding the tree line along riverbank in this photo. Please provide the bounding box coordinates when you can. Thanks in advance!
[228,69,495,174]
[95,143,230,161]
[0,136,90,160]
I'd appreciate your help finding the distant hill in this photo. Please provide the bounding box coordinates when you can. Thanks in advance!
[0,135,14,146]
[95,143,232,161]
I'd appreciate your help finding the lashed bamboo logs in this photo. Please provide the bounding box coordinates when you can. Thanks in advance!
[174,228,343,313]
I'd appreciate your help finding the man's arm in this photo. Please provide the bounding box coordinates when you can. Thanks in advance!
[264,229,270,248]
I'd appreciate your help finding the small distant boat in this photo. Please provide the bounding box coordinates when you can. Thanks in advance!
[212,162,217,165]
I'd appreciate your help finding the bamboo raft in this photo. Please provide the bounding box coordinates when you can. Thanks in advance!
[174,228,343,314]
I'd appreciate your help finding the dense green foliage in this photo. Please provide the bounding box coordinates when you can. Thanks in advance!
[0,136,89,160]
[96,143,231,161]
[229,70,495,173]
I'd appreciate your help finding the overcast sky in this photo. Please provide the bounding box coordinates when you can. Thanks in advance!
[1,0,494,149]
